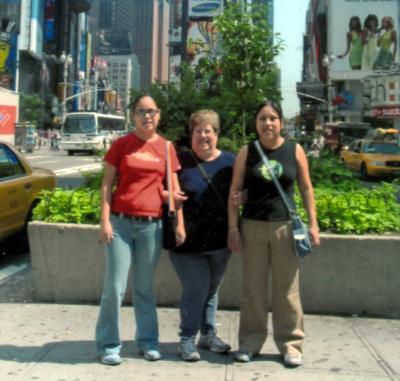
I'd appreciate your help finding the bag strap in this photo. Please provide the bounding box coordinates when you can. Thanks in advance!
[189,150,226,210]
[165,141,176,216]
[254,140,296,217]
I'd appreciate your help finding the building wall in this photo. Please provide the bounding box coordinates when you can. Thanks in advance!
[158,0,170,82]
[131,0,157,89]
[99,54,141,112]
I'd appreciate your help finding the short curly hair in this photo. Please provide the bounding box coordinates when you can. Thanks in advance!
[188,109,220,135]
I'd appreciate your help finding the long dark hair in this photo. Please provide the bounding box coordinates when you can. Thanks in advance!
[349,16,362,31]
[363,14,378,30]
[255,99,283,121]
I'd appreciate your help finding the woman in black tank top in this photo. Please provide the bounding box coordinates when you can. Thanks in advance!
[227,100,320,366]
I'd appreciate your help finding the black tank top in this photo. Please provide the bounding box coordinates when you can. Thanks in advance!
[242,140,297,221]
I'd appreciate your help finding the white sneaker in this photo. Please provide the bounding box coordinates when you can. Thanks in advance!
[197,331,231,353]
[100,353,122,365]
[178,336,201,362]
[284,353,303,367]
[142,349,162,361]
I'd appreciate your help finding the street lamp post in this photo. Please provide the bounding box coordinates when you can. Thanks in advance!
[59,51,73,120]
[323,53,335,123]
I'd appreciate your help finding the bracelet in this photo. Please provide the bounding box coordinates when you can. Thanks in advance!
[228,228,239,232]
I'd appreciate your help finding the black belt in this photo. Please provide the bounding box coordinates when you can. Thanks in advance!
[112,212,160,222]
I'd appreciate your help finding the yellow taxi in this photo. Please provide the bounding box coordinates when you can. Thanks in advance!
[0,141,56,243]
[340,139,400,179]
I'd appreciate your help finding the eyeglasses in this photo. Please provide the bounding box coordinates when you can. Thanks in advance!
[193,128,216,136]
[135,108,160,118]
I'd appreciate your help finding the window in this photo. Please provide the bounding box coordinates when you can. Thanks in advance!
[63,115,96,134]
[98,117,126,132]
[0,144,25,179]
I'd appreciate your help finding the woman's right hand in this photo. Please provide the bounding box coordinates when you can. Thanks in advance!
[227,230,241,252]
[99,219,113,244]
[161,190,188,209]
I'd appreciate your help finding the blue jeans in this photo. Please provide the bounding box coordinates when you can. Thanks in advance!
[169,248,231,339]
[95,214,162,355]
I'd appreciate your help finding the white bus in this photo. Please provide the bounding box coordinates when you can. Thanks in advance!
[60,112,127,155]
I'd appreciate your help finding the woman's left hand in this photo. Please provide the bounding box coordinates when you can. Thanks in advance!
[175,223,186,246]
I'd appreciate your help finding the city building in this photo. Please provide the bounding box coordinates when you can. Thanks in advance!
[131,0,170,89]
[99,54,141,115]
[298,0,400,131]
[95,0,134,56]
[0,0,92,127]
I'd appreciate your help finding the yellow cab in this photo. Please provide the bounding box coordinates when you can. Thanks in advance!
[0,141,56,244]
[340,139,400,179]
[364,128,400,143]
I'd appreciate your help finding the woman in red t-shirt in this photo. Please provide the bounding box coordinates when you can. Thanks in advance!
[95,95,185,365]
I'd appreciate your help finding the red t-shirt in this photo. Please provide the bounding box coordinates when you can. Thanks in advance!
[104,133,180,217]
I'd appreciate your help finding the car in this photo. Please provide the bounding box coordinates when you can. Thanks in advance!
[0,140,56,245]
[364,128,400,144]
[340,139,400,179]
[323,122,371,154]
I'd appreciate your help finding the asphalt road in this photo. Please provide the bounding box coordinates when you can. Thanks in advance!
[24,146,103,188]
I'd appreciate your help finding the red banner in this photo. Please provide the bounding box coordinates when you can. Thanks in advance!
[372,107,400,118]
[0,105,17,135]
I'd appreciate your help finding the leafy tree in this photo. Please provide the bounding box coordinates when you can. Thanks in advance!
[129,1,282,150]
[19,93,43,127]
[201,0,282,144]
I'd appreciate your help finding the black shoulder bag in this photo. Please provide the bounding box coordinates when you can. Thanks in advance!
[189,150,226,210]
[162,141,178,250]
[254,140,312,257]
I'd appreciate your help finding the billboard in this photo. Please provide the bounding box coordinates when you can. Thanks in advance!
[188,0,223,19]
[0,89,19,143]
[0,0,19,91]
[19,0,44,59]
[186,20,219,65]
[328,0,399,79]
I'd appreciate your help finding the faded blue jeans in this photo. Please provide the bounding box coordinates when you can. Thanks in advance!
[95,214,162,355]
[169,248,231,339]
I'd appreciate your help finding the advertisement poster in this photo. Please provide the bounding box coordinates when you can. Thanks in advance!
[186,20,219,65]
[169,55,181,83]
[0,103,17,136]
[329,0,399,77]
[0,0,20,90]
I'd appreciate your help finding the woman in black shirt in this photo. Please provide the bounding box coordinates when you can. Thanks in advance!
[228,100,319,366]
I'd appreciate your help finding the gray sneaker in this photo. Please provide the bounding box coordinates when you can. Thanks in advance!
[197,331,231,353]
[234,350,253,363]
[178,336,201,362]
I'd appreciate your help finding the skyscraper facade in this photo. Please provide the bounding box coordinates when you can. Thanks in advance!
[96,0,134,55]
[131,0,170,89]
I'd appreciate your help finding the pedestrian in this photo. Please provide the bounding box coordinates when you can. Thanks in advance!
[169,109,235,361]
[95,95,186,365]
[227,99,320,366]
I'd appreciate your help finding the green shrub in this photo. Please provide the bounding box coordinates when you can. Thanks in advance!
[33,188,100,224]
[32,150,400,235]
[296,182,400,234]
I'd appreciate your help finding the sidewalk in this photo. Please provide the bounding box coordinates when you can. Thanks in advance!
[0,303,399,381]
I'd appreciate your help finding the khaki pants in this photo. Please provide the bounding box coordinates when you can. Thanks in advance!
[238,218,304,356]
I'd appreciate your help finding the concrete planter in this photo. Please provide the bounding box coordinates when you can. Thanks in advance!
[28,221,400,318]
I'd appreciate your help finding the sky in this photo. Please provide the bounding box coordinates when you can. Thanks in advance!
[274,0,310,118]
